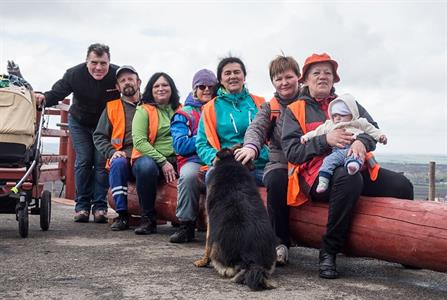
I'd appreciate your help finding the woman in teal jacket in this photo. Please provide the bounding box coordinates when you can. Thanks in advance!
[195,56,269,185]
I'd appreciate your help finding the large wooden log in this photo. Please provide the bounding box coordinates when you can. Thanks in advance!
[108,181,447,273]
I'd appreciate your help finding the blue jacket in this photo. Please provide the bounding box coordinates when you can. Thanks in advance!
[171,93,204,171]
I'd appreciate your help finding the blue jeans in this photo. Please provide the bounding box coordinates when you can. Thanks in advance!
[319,147,364,178]
[132,156,160,221]
[175,162,204,222]
[205,166,264,186]
[68,114,108,213]
[109,157,133,213]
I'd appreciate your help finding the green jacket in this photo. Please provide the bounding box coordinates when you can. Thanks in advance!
[132,104,176,166]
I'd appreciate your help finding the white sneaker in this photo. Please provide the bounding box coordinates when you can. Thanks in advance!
[276,244,289,266]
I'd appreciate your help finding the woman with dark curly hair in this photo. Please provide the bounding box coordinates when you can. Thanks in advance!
[131,72,181,235]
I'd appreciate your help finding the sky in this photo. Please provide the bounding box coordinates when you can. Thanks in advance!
[0,0,446,156]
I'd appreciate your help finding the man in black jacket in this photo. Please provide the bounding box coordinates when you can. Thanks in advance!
[35,43,120,223]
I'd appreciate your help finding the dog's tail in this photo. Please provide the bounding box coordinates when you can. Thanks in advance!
[233,264,276,291]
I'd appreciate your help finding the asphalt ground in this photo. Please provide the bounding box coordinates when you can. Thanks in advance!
[0,200,446,300]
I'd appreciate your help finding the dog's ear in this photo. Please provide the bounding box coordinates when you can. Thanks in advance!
[216,148,234,161]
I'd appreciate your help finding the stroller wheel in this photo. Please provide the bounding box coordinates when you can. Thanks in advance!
[40,190,51,231]
[18,201,29,238]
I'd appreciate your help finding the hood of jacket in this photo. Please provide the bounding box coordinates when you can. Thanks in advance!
[328,93,359,120]
[184,92,204,108]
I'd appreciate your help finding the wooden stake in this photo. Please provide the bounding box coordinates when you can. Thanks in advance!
[428,161,436,201]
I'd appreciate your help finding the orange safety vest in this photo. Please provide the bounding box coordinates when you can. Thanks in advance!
[269,97,281,121]
[286,100,381,207]
[130,103,159,162]
[105,99,126,169]
[107,99,126,151]
[200,94,265,170]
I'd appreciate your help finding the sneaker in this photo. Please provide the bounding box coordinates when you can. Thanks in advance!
[276,244,289,266]
[134,216,157,235]
[111,213,129,231]
[74,210,90,223]
[93,210,108,223]
[169,221,195,243]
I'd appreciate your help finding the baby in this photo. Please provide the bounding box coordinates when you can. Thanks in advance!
[300,93,387,193]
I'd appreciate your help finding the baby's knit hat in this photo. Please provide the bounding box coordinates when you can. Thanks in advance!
[330,100,351,116]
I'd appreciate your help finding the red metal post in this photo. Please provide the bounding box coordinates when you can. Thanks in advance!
[58,100,68,190]
[65,135,76,200]
[59,98,75,200]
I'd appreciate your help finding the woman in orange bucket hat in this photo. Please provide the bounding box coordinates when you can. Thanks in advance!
[281,52,414,279]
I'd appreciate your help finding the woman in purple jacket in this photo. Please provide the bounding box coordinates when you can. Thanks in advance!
[169,69,218,243]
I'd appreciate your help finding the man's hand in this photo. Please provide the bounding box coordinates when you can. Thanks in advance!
[34,92,45,107]
[234,146,256,165]
[161,161,177,183]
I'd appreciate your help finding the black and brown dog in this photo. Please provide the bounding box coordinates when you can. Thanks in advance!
[194,147,277,291]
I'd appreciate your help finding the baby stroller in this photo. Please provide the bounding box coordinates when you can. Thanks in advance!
[0,74,51,237]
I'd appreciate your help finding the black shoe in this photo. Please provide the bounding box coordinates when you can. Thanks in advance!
[111,212,129,231]
[134,216,157,235]
[319,250,339,279]
[169,221,195,243]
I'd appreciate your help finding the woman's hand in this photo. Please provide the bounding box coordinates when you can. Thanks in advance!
[234,146,257,165]
[161,161,177,183]
[326,128,354,148]
[347,140,367,161]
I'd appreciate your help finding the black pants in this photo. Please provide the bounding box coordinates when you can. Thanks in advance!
[310,167,413,254]
[264,168,290,248]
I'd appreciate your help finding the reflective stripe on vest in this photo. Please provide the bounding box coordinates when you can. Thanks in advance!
[131,103,159,162]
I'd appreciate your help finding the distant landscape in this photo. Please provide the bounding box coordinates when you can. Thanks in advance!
[42,142,446,201]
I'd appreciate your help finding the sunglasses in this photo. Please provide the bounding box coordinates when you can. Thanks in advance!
[197,85,214,91]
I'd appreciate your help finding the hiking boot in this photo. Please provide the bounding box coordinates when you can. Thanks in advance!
[74,210,90,223]
[319,249,339,279]
[111,212,130,231]
[169,221,195,243]
[93,209,108,223]
[134,216,157,235]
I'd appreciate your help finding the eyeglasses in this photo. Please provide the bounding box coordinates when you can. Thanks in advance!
[197,85,214,91]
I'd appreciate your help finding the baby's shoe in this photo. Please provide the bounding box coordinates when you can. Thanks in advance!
[346,161,361,175]
[316,177,329,193]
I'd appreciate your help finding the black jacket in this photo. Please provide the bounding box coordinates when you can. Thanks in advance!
[44,63,120,128]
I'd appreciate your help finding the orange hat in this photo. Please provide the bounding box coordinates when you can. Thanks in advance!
[298,53,340,83]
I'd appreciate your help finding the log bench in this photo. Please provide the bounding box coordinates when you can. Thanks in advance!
[108,180,447,273]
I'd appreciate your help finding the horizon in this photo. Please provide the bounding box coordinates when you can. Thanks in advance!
[41,140,447,164]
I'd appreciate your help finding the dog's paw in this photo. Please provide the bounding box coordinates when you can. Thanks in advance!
[263,278,278,289]
[193,257,210,268]
[216,266,237,278]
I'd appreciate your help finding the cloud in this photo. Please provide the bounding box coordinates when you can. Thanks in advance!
[0,0,445,155]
